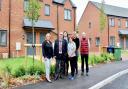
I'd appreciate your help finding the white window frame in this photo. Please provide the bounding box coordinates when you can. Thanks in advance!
[64,9,72,20]
[44,4,50,16]
[109,18,115,27]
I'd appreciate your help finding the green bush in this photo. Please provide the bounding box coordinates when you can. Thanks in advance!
[88,53,116,66]
[50,65,55,75]
[12,66,26,77]
[26,65,45,76]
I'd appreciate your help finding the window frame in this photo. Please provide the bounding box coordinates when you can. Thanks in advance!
[24,0,29,11]
[95,37,100,46]
[44,4,50,16]
[118,19,121,28]
[110,36,115,46]
[0,30,7,47]
[64,9,72,21]
[126,20,128,28]
[109,18,115,27]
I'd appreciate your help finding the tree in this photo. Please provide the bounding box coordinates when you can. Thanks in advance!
[100,0,107,32]
[25,0,42,67]
[99,0,107,52]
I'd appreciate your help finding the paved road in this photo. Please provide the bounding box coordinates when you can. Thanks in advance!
[101,73,128,89]
[15,61,128,89]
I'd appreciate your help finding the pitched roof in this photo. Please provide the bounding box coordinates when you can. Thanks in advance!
[53,0,76,8]
[91,1,128,18]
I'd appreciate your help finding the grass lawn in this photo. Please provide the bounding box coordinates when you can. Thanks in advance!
[0,57,45,76]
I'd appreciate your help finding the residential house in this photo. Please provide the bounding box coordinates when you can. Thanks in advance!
[78,1,128,52]
[0,0,76,58]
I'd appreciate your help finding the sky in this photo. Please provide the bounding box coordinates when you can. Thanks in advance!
[72,0,128,23]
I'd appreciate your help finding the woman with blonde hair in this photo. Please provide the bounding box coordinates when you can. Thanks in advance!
[68,35,76,80]
[42,33,53,83]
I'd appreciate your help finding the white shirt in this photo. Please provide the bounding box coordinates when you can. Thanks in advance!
[68,41,76,57]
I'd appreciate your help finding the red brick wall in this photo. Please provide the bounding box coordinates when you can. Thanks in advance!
[0,0,76,57]
[0,0,9,55]
[78,1,128,52]
[78,2,108,52]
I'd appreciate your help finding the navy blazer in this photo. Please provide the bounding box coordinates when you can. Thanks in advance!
[54,39,67,59]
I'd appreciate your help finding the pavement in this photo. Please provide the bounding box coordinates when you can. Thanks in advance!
[15,60,128,89]
[101,73,128,89]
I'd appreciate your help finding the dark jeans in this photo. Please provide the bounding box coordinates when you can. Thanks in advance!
[69,57,76,77]
[74,50,78,73]
[55,55,65,78]
[74,56,78,73]
[65,55,69,76]
[81,54,89,73]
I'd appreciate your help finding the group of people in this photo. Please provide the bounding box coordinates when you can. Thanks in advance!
[42,31,89,83]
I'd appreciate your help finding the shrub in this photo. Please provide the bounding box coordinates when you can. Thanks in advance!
[12,66,26,77]
[0,65,11,88]
[26,66,45,76]
[50,65,55,75]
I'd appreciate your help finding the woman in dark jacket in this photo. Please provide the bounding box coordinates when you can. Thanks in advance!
[63,31,69,76]
[42,33,53,83]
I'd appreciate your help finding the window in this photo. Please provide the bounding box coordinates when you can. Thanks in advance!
[110,36,115,46]
[0,0,2,11]
[0,30,7,46]
[109,18,115,27]
[45,4,50,16]
[40,32,45,44]
[118,19,121,28]
[24,0,29,11]
[64,9,71,20]
[89,22,91,28]
[126,20,128,28]
[89,38,92,45]
[95,37,100,46]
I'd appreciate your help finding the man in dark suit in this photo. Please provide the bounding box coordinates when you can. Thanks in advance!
[54,32,67,80]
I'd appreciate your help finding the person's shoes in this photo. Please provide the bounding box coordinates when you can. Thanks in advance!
[46,78,52,83]
[81,72,84,76]
[69,76,74,80]
[76,71,78,75]
[54,76,58,81]
[86,73,89,76]
[60,75,65,79]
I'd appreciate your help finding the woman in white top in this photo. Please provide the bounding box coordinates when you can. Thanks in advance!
[68,35,76,80]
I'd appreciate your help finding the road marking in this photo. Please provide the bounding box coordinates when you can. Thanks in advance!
[89,68,128,89]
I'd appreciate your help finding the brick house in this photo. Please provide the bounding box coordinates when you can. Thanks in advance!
[78,1,128,53]
[0,0,76,58]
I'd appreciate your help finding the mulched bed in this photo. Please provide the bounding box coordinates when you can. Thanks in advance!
[0,75,46,89]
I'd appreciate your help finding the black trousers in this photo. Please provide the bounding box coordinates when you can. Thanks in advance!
[74,56,78,73]
[69,57,76,77]
[81,54,89,73]
[65,54,69,75]
[55,55,65,77]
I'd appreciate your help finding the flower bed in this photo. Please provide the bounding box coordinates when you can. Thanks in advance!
[0,57,55,89]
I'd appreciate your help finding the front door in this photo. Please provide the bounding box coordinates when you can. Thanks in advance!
[120,36,124,50]
[126,36,128,50]
[26,32,36,55]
